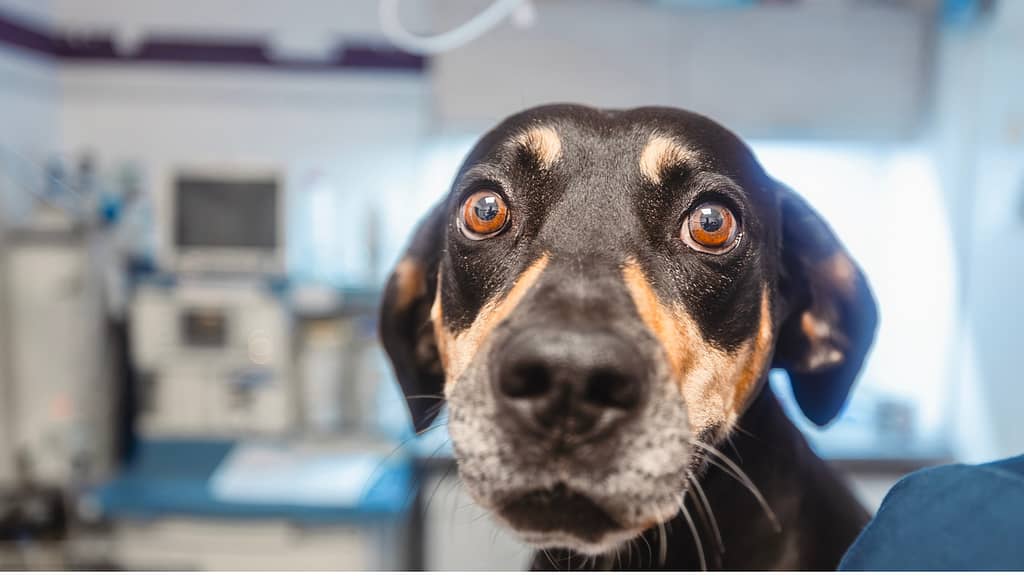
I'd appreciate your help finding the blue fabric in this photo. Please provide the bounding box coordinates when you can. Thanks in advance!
[840,455,1024,570]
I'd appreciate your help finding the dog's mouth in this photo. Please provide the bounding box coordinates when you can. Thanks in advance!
[497,483,623,544]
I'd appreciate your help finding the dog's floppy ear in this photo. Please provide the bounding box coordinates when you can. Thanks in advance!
[379,201,447,433]
[772,185,878,426]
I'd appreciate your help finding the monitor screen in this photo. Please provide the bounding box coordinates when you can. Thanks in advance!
[175,176,278,249]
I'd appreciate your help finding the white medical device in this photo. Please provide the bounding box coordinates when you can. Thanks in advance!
[131,166,294,438]
[131,279,294,437]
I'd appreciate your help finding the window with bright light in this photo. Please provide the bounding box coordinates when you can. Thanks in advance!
[754,142,957,460]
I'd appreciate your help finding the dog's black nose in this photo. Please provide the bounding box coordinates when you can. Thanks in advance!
[494,329,648,441]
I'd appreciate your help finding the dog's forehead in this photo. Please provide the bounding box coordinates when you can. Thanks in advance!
[459,104,760,184]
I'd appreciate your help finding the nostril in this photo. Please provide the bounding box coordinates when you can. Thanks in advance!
[501,362,551,399]
[584,368,640,410]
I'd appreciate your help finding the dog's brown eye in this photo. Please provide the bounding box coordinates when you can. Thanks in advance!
[460,190,509,238]
[683,202,739,253]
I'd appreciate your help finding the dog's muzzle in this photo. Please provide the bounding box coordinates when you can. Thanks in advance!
[448,315,692,553]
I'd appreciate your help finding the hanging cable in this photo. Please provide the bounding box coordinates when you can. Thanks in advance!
[378,0,529,55]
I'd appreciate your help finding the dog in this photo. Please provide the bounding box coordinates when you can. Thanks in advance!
[380,104,877,570]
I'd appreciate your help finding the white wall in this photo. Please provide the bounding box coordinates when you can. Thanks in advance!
[0,0,52,27]
[432,0,933,140]
[57,65,432,285]
[37,0,440,286]
[51,0,427,59]
[945,1,1024,463]
[0,0,60,224]
[920,1,1024,464]
[0,50,59,195]
[52,0,404,35]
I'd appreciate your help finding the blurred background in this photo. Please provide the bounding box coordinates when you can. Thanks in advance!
[0,0,1021,570]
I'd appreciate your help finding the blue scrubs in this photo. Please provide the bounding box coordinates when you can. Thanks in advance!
[840,455,1024,570]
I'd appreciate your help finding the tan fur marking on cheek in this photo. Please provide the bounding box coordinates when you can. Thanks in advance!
[440,254,550,391]
[430,284,450,378]
[680,348,735,434]
[513,126,562,169]
[392,258,426,312]
[621,261,691,381]
[639,134,695,185]
[728,288,774,417]
[622,261,731,433]
[622,261,775,434]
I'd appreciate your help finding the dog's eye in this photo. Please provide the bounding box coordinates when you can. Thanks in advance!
[460,190,509,239]
[682,202,739,253]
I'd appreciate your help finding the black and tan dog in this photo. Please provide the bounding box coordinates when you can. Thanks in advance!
[380,105,877,570]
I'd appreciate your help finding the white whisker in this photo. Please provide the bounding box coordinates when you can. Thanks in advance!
[691,438,782,533]
[657,521,668,566]
[640,531,653,567]
[542,548,557,570]
[680,500,707,571]
[688,470,725,554]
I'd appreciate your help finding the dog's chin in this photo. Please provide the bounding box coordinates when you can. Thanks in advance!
[494,484,664,555]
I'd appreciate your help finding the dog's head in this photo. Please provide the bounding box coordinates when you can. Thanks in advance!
[380,105,877,553]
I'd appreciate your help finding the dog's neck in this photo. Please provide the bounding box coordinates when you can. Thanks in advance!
[532,388,870,570]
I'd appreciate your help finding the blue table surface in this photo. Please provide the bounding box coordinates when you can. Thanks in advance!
[88,439,416,524]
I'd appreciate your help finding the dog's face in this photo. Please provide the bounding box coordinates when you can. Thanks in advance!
[381,105,876,554]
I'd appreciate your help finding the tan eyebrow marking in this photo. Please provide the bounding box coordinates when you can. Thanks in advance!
[432,253,550,391]
[512,126,562,169]
[639,134,696,185]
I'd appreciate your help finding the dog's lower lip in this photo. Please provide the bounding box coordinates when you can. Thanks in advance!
[498,484,621,543]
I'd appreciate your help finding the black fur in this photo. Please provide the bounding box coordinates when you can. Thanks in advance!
[380,104,878,570]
